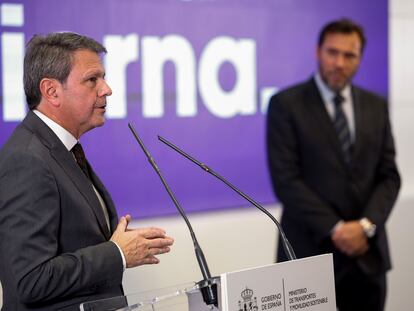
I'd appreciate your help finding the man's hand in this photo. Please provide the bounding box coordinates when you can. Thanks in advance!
[331,221,369,257]
[110,215,174,268]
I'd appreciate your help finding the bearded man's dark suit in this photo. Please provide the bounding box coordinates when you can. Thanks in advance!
[266,77,400,309]
[0,111,125,310]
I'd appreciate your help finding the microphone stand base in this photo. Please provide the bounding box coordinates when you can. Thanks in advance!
[196,276,220,308]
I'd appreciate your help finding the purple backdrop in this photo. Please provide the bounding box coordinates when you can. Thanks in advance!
[0,0,388,218]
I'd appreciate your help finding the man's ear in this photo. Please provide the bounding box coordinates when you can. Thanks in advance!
[39,78,61,107]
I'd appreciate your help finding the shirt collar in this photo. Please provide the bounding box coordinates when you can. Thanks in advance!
[314,72,352,104]
[33,110,78,151]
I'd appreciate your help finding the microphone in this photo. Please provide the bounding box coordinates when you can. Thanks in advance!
[158,135,297,261]
[128,123,218,307]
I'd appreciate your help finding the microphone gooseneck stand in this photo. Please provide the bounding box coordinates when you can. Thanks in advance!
[158,135,297,261]
[128,123,218,307]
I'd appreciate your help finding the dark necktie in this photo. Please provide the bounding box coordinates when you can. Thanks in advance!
[72,143,111,231]
[333,93,352,164]
[72,143,91,179]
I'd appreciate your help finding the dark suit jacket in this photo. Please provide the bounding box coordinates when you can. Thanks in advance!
[0,111,124,310]
[266,78,400,277]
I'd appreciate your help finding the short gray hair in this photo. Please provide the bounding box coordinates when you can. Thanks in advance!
[24,32,107,110]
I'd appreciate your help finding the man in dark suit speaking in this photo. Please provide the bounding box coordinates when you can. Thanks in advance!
[266,19,400,311]
[0,32,174,310]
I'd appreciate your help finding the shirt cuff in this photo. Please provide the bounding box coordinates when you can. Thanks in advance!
[111,241,126,271]
[331,220,344,234]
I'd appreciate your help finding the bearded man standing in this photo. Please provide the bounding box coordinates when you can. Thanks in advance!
[266,19,400,311]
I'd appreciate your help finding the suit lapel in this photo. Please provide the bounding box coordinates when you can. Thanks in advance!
[305,79,347,164]
[50,146,112,239]
[22,111,112,239]
[350,86,363,165]
[89,168,118,233]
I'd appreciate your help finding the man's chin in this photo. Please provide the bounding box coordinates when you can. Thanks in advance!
[328,81,347,92]
[90,117,106,130]
[94,111,106,127]
[95,118,105,128]
[80,119,105,136]
[320,72,348,92]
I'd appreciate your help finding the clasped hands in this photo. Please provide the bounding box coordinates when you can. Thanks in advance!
[331,220,368,257]
[110,214,174,268]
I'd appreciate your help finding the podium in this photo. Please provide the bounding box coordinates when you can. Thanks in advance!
[80,254,336,311]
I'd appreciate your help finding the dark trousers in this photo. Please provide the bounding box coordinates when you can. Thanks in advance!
[335,263,386,311]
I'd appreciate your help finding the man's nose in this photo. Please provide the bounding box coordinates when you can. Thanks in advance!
[334,54,346,68]
[99,79,112,97]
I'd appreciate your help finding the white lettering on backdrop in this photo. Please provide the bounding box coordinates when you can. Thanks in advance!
[0,3,277,122]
